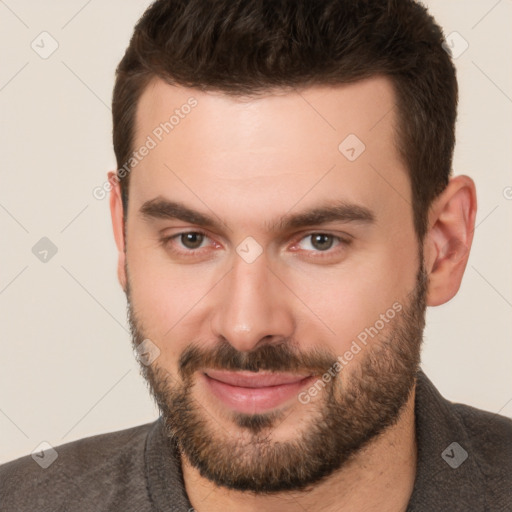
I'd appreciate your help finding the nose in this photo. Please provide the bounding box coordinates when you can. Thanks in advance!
[209,250,295,353]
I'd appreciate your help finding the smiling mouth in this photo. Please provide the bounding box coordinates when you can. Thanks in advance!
[202,370,315,414]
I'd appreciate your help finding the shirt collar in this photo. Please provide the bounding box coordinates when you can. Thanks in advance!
[144,417,193,511]
[406,370,486,511]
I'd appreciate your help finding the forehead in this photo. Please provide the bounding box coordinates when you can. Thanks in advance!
[129,76,411,230]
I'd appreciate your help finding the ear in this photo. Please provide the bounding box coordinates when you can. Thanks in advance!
[108,171,127,292]
[423,175,477,306]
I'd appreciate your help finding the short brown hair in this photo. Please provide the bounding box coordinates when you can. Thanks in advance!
[113,0,457,241]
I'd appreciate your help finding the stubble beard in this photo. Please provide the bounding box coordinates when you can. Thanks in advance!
[126,258,428,493]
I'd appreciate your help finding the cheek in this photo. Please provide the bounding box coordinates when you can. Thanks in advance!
[293,245,417,356]
[129,267,204,333]
[127,269,204,372]
[125,235,211,345]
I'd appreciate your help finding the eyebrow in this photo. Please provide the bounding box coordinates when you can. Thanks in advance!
[140,196,375,233]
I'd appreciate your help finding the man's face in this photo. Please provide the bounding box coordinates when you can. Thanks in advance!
[121,76,427,492]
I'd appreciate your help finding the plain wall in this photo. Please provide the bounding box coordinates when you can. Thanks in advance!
[1,0,511,463]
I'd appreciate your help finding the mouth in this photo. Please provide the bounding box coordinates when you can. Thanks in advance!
[202,369,316,414]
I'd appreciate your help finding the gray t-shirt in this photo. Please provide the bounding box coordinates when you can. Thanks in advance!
[1,370,511,511]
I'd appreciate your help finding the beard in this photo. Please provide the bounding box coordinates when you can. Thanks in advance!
[125,254,428,494]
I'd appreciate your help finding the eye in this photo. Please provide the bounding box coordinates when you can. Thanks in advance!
[178,232,207,250]
[160,230,214,255]
[160,230,352,261]
[299,233,337,251]
[292,232,352,258]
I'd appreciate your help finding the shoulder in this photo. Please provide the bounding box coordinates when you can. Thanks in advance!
[0,421,156,512]
[410,371,512,510]
[451,400,512,489]
[416,371,512,463]
[452,399,512,453]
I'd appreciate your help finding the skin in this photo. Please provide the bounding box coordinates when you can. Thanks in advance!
[109,75,477,511]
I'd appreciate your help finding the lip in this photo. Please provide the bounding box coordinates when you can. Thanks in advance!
[202,370,315,414]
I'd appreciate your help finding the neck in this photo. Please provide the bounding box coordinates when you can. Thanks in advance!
[181,384,417,512]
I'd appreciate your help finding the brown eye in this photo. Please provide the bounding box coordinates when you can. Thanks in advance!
[160,229,217,258]
[292,232,351,260]
[180,232,205,249]
[309,233,334,251]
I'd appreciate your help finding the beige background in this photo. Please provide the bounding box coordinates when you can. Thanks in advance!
[1,0,511,463]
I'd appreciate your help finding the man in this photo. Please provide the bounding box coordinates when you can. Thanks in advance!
[1,0,511,510]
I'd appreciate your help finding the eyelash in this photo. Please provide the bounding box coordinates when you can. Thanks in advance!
[159,230,352,259]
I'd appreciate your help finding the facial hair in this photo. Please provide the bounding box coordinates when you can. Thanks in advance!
[126,256,428,494]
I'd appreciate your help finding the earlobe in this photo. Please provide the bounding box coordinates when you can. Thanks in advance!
[108,171,127,292]
[425,175,477,307]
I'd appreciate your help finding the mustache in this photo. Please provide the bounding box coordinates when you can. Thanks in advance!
[178,339,338,382]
